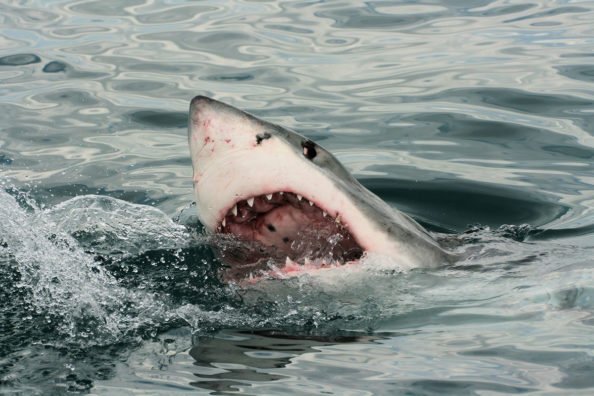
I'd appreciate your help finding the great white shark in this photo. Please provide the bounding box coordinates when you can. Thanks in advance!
[188,96,452,279]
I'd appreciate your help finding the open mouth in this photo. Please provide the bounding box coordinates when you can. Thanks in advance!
[216,191,364,271]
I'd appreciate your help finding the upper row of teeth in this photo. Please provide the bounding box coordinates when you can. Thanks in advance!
[222,193,335,227]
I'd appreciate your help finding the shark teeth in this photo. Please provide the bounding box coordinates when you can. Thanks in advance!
[219,191,347,233]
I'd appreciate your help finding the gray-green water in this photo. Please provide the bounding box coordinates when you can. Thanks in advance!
[1,1,594,394]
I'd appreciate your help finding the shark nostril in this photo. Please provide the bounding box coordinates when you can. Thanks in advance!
[256,132,271,145]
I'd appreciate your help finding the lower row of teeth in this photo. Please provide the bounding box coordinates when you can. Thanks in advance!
[221,193,341,228]
[247,257,342,279]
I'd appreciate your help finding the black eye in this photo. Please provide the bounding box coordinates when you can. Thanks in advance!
[301,140,317,160]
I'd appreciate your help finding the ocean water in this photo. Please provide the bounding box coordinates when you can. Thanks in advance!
[1,0,594,394]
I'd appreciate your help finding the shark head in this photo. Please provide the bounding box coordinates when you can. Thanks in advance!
[188,96,450,278]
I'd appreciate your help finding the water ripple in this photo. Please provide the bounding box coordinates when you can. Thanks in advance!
[1,0,594,394]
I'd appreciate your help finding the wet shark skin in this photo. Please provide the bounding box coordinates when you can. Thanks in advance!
[188,96,453,270]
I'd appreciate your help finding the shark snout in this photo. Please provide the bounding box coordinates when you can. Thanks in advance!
[190,95,214,117]
[188,96,228,153]
[188,96,272,156]
[188,96,214,136]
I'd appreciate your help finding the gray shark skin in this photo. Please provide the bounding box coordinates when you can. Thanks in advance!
[188,96,452,278]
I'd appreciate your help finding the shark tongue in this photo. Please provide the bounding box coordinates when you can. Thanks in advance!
[255,205,314,248]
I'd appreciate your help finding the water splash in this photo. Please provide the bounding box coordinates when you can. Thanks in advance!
[43,194,191,257]
[0,187,176,345]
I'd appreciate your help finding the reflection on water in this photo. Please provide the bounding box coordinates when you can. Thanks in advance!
[189,330,380,393]
[1,0,594,394]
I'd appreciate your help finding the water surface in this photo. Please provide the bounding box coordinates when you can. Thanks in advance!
[1,0,594,394]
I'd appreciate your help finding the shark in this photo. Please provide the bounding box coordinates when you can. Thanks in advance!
[188,96,452,279]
